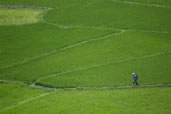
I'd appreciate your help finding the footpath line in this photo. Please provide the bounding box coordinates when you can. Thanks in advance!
[1,79,171,91]
[0,5,51,9]
[43,21,171,34]
[32,83,171,91]
[112,0,171,9]
[0,82,170,112]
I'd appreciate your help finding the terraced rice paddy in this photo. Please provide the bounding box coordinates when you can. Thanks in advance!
[0,0,171,113]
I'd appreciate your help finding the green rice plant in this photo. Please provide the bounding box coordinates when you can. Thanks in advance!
[0,83,45,111]
[2,87,171,114]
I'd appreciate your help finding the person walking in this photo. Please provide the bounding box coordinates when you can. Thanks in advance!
[132,72,139,85]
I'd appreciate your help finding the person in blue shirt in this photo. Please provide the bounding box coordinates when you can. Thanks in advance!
[132,72,139,85]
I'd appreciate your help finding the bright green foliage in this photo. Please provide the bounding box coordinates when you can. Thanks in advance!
[0,0,171,86]
[44,0,171,31]
[0,24,113,70]
[39,54,171,88]
[3,87,171,114]
[0,31,171,86]
[0,0,171,113]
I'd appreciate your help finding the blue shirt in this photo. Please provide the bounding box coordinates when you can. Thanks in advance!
[133,75,138,81]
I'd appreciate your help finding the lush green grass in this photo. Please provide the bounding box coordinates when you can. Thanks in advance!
[44,0,171,31]
[0,8,45,25]
[0,31,170,85]
[0,83,45,111]
[0,0,171,113]
[0,0,171,84]
[38,53,171,88]
[0,24,114,69]
[2,87,171,114]
[0,0,171,31]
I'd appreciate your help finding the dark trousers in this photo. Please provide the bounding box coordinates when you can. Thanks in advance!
[133,81,139,85]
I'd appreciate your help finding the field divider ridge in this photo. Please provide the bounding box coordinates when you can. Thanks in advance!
[0,81,170,112]
[0,5,52,9]
[1,79,171,91]
[32,83,171,91]
[43,20,171,34]
[112,0,171,9]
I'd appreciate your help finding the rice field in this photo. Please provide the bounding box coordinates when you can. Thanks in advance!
[0,0,171,113]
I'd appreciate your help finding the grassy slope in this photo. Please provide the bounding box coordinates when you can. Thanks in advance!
[0,0,170,85]
[39,54,171,87]
[0,31,170,85]
[2,87,171,114]
[0,24,113,69]
[0,0,171,113]
[1,0,168,31]
[0,83,45,111]
[44,0,171,31]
